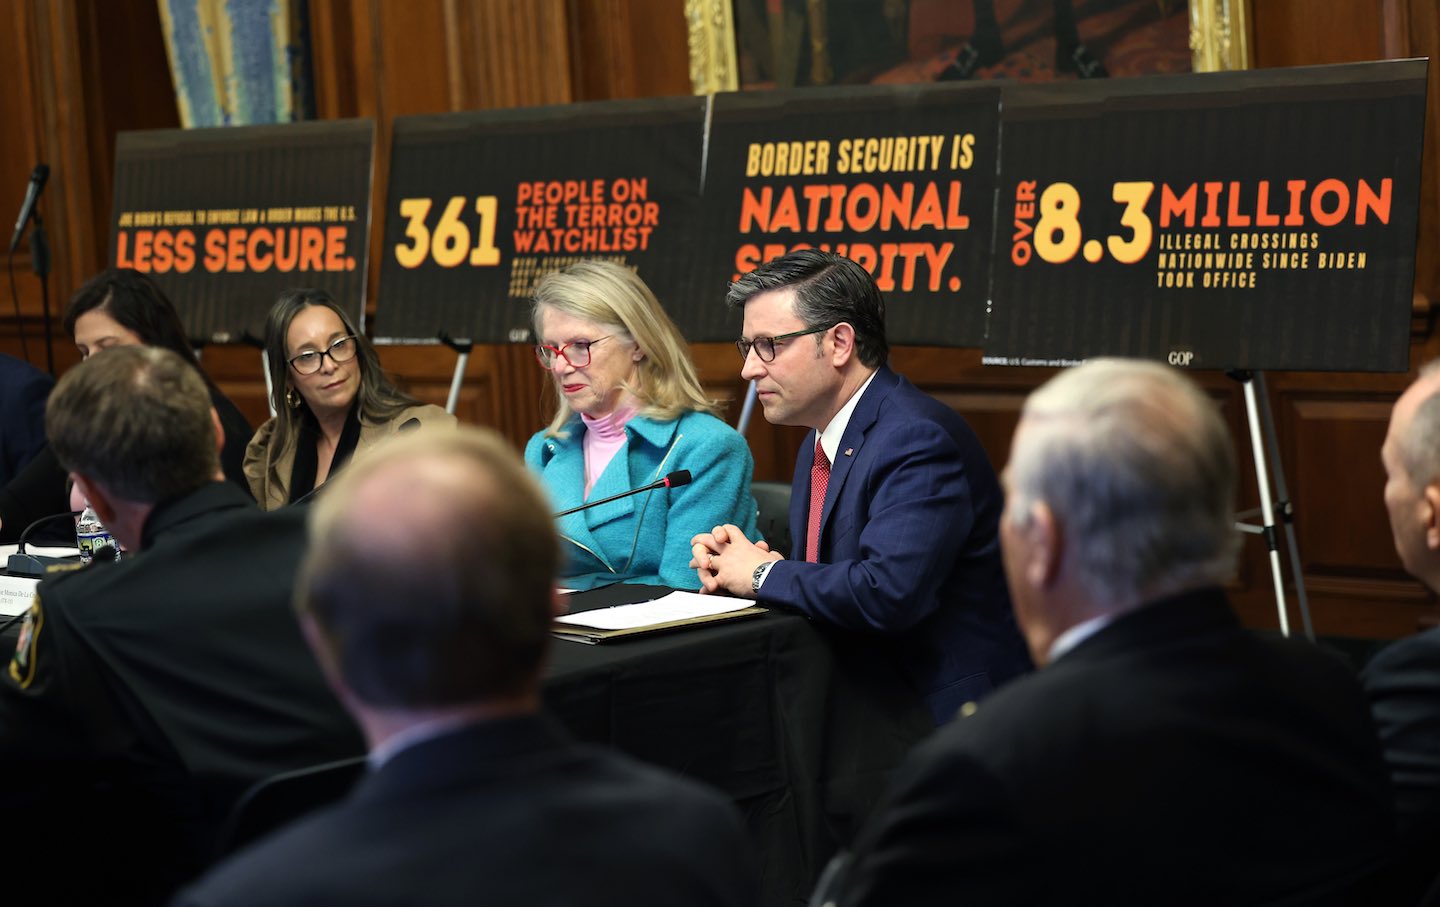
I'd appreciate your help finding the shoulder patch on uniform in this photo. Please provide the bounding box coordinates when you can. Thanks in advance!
[9,598,44,689]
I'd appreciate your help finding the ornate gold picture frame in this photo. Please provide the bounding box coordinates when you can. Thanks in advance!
[686,0,1250,95]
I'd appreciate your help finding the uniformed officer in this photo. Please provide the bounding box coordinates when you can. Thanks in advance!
[0,345,363,905]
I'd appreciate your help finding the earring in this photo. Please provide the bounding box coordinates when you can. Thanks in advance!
[286,388,301,409]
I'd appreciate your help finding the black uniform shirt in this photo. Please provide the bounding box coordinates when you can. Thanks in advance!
[0,482,363,904]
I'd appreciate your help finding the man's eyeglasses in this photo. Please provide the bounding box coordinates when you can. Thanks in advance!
[736,325,831,363]
[289,336,358,375]
[534,335,614,369]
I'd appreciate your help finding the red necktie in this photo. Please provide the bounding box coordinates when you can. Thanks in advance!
[806,438,830,563]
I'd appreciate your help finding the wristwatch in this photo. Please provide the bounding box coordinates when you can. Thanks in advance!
[751,560,775,594]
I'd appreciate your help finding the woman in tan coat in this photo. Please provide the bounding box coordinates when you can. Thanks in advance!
[245,288,454,509]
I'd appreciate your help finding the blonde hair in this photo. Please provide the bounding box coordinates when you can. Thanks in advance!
[532,260,718,436]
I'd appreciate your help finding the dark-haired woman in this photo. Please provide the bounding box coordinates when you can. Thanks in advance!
[244,289,454,510]
[0,269,253,543]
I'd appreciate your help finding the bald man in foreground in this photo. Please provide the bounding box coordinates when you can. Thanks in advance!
[176,428,755,907]
[826,359,1394,906]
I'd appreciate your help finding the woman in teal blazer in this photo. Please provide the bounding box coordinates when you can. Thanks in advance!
[525,261,757,590]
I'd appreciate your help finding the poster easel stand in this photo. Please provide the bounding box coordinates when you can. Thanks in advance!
[1227,369,1314,640]
[736,379,759,434]
[438,330,472,416]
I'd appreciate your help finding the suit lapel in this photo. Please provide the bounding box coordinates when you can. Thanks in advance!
[580,445,638,531]
[541,428,612,564]
[545,415,682,572]
[818,366,898,537]
[788,434,816,561]
[788,367,899,561]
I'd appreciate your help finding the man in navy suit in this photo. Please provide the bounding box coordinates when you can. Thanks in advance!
[177,427,756,907]
[0,353,51,486]
[692,249,1028,724]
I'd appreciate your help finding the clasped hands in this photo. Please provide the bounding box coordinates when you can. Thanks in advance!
[690,524,782,597]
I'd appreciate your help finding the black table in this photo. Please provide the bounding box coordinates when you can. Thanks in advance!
[544,585,932,907]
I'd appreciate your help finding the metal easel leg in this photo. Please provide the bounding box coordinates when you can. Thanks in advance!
[1253,371,1314,640]
[439,331,473,416]
[261,349,276,417]
[1235,370,1291,637]
[736,378,759,434]
[445,351,470,415]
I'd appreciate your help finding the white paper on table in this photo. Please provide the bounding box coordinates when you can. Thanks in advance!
[555,590,755,631]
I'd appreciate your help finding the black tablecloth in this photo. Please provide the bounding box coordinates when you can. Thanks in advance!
[544,584,933,907]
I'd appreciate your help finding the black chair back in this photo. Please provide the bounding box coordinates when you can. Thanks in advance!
[213,755,367,858]
[753,481,793,558]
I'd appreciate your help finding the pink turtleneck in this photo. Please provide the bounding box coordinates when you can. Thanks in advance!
[581,405,636,498]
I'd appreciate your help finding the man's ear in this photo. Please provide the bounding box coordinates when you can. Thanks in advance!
[73,474,116,527]
[552,587,569,619]
[211,407,225,457]
[829,322,857,367]
[1024,500,1063,589]
[1423,482,1440,552]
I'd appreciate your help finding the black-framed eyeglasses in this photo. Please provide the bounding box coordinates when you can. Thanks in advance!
[534,335,614,369]
[288,335,358,375]
[736,325,831,363]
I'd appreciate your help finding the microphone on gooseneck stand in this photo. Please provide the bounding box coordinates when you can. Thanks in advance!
[553,471,693,519]
[7,510,81,577]
[8,164,49,255]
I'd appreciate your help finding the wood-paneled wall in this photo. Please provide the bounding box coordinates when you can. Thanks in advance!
[2,0,1436,638]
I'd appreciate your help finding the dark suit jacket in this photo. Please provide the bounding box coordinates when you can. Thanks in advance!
[0,482,364,904]
[759,365,1029,723]
[835,587,1397,907]
[1363,626,1440,832]
[174,714,758,907]
[0,353,51,487]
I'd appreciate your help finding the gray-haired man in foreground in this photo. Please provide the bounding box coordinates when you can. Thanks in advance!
[827,358,1394,906]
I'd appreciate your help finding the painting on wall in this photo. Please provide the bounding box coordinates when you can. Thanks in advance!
[687,0,1250,94]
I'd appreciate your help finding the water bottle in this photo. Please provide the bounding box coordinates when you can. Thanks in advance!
[76,504,120,565]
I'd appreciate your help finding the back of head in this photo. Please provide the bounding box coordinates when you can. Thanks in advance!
[1393,360,1440,487]
[725,250,889,367]
[1008,358,1238,605]
[531,259,716,430]
[64,268,199,364]
[46,345,220,504]
[298,427,560,708]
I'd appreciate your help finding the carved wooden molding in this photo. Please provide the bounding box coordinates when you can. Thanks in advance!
[685,0,737,95]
